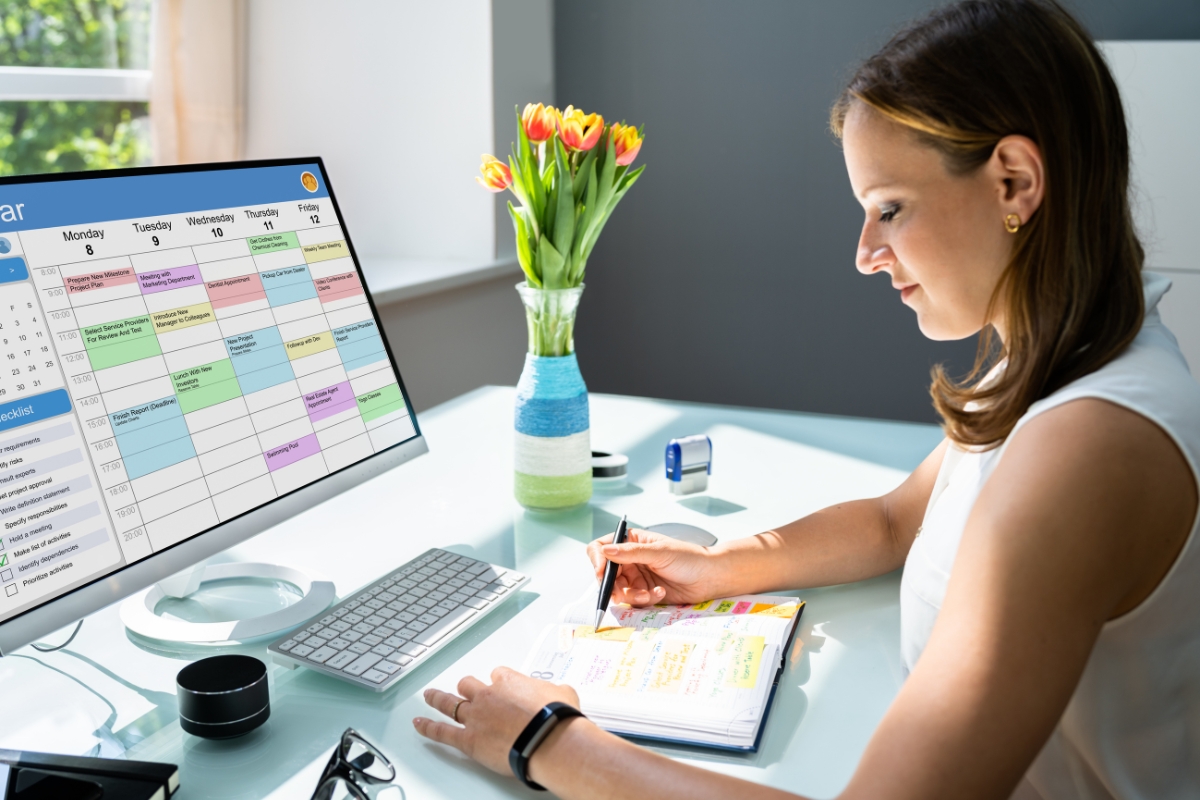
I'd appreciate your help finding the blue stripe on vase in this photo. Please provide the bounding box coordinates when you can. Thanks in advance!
[515,393,589,437]
[515,353,588,400]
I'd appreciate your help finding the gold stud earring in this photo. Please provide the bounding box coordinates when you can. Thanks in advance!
[1004,213,1021,233]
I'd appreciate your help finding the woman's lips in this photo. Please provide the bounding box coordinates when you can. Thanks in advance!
[897,283,918,302]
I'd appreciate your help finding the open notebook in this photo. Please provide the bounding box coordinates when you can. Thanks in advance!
[523,592,804,751]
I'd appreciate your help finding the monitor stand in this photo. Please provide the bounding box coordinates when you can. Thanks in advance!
[119,563,336,646]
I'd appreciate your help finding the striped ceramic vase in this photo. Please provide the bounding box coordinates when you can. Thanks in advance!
[513,284,592,509]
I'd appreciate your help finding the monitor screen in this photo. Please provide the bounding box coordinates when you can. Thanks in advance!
[0,160,418,629]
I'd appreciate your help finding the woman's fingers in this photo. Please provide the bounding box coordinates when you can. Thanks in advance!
[413,716,467,751]
[586,533,616,578]
[457,675,487,701]
[424,688,465,722]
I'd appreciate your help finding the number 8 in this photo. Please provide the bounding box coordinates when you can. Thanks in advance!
[531,671,554,680]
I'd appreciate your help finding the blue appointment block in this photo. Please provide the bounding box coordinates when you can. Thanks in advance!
[122,438,198,480]
[0,388,72,432]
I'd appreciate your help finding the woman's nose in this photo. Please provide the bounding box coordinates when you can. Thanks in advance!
[856,223,895,275]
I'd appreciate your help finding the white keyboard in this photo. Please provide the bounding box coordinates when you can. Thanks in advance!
[268,548,528,691]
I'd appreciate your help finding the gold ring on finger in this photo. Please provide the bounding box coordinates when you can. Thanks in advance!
[452,698,466,723]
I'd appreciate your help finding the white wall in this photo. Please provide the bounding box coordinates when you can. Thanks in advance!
[1102,41,1200,371]
[244,0,495,262]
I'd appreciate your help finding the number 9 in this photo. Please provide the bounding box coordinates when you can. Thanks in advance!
[152,235,160,246]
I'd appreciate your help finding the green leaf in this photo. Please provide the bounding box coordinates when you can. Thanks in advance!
[581,164,645,263]
[570,159,599,281]
[552,139,575,264]
[509,202,541,287]
[537,234,566,290]
[573,146,598,204]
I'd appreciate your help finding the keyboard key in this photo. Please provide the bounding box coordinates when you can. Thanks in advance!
[414,607,477,647]
[485,583,508,594]
[429,606,450,618]
[436,552,457,563]
[384,619,405,631]
[397,579,417,589]
[385,652,413,665]
[466,580,487,591]
[376,608,396,619]
[364,615,386,627]
[349,642,372,655]
[369,587,386,596]
[407,621,429,633]
[378,592,397,603]
[437,600,459,610]
[397,611,418,623]
[384,636,408,647]
[308,646,337,664]
[362,634,383,646]
[331,620,351,633]
[371,644,395,657]
[357,593,373,603]
[427,574,448,585]
[345,654,383,676]
[366,599,386,610]
[293,631,311,642]
[344,613,364,625]
[377,660,401,675]
[327,651,358,670]
[408,587,429,598]
[428,590,449,602]
[418,613,439,625]
[292,644,315,657]
[320,615,337,625]
[380,579,396,588]
[352,623,374,635]
[373,626,393,637]
[465,598,488,610]
[449,592,472,603]
[333,608,350,617]
[399,642,427,657]
[416,598,437,609]
[447,578,467,588]
[345,600,362,610]
[474,591,499,602]
[465,563,489,576]
[279,639,297,651]
[306,623,324,634]
[363,669,389,684]
[328,638,351,650]
[342,631,362,643]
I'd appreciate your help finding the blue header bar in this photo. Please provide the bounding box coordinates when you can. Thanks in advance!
[0,163,330,233]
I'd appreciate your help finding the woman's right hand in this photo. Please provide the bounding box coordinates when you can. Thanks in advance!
[586,528,723,606]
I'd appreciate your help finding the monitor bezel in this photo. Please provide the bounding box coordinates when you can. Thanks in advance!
[0,157,427,655]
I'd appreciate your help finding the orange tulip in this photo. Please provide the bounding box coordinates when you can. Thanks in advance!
[522,103,557,144]
[556,105,604,152]
[610,122,644,167]
[476,154,512,193]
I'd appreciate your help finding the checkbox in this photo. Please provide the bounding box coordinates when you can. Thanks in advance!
[0,569,9,581]
[4,584,15,597]
[0,553,7,568]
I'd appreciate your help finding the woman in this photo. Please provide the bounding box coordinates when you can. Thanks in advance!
[414,1,1200,797]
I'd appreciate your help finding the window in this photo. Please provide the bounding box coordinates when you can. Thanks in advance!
[0,0,151,175]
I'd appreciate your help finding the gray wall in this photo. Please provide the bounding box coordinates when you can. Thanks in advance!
[554,0,1200,423]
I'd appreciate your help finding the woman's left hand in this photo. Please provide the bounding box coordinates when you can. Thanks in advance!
[414,667,582,778]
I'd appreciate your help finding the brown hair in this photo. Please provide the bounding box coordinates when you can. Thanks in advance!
[831,0,1144,449]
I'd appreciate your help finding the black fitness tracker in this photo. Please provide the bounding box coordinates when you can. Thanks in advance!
[508,702,585,790]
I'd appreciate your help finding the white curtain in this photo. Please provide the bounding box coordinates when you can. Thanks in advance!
[150,0,246,164]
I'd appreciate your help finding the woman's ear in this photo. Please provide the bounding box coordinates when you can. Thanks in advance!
[991,135,1045,226]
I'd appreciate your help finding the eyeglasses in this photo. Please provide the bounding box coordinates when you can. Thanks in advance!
[310,728,404,800]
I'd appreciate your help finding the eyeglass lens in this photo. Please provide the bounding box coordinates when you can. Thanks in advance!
[321,776,405,800]
[342,732,395,783]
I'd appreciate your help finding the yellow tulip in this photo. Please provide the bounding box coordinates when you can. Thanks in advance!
[556,105,604,152]
[610,122,644,167]
[476,154,512,192]
[522,103,557,144]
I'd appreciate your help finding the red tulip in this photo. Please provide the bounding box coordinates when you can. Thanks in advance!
[556,105,604,152]
[609,122,644,167]
[522,103,557,144]
[476,154,512,192]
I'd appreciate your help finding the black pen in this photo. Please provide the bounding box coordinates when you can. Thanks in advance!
[594,514,629,629]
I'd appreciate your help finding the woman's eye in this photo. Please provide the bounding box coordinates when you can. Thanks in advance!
[878,205,900,223]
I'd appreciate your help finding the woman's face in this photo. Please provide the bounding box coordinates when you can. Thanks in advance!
[842,104,1015,341]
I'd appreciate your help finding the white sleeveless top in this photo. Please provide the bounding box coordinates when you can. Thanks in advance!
[899,272,1200,800]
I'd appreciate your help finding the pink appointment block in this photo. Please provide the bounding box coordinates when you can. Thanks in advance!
[138,264,203,294]
[206,273,267,309]
[65,267,137,294]
[304,381,356,422]
[263,433,321,471]
[313,271,364,305]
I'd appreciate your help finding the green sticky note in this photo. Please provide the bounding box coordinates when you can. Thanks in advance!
[0,553,7,568]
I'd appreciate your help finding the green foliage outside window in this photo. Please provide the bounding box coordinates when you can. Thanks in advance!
[0,0,152,176]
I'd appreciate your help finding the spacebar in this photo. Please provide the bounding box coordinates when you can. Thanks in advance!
[414,607,477,647]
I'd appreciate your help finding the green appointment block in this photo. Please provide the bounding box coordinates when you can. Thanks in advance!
[356,383,405,423]
[247,231,300,254]
[171,359,243,413]
[83,315,161,370]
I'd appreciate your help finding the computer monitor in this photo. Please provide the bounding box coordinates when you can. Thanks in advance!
[0,159,427,655]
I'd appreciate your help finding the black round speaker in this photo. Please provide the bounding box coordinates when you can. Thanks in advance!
[176,654,270,739]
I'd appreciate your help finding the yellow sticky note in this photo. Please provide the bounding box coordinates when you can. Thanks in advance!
[302,240,349,263]
[750,600,804,618]
[574,626,635,641]
[647,640,695,693]
[151,303,215,333]
[715,600,736,613]
[691,600,714,611]
[725,635,765,689]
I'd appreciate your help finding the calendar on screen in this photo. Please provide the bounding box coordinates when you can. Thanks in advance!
[0,163,417,619]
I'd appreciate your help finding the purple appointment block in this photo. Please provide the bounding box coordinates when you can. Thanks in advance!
[138,264,203,294]
[304,381,356,422]
[264,433,321,471]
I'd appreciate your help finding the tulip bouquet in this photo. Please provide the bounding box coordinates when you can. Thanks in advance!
[477,104,644,358]
[478,103,645,291]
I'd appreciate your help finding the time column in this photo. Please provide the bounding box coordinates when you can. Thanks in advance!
[32,258,154,563]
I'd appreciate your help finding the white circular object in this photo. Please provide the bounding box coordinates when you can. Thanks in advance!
[120,563,336,645]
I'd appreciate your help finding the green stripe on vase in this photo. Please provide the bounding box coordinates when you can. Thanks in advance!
[514,470,592,510]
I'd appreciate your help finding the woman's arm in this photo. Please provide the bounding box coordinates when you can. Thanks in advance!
[590,439,949,605]
[417,398,1196,799]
